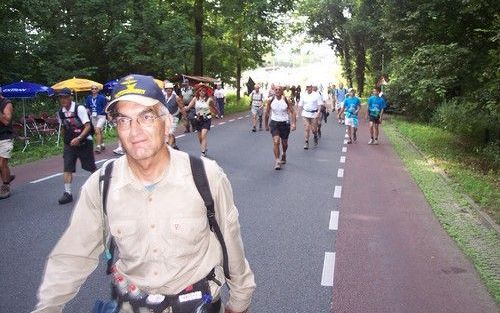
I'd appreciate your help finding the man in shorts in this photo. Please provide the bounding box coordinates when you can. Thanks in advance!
[57,88,96,204]
[163,82,186,150]
[85,84,108,153]
[343,88,361,143]
[335,82,348,124]
[0,88,15,199]
[249,84,265,132]
[298,83,324,149]
[366,86,387,145]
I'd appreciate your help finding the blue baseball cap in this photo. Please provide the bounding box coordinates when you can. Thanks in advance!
[105,74,166,114]
[57,87,72,96]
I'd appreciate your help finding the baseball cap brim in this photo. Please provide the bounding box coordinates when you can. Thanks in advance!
[105,94,161,114]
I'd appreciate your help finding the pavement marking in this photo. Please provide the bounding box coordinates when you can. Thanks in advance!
[321,252,336,286]
[340,156,346,163]
[176,134,186,139]
[334,185,342,198]
[342,146,347,153]
[344,133,349,138]
[329,211,339,230]
[337,168,344,178]
[245,114,250,118]
[218,122,226,125]
[237,117,244,120]
[211,125,215,128]
[343,139,348,144]
[30,173,63,184]
[229,119,235,122]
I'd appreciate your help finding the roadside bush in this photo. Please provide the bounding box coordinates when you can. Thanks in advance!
[385,44,470,121]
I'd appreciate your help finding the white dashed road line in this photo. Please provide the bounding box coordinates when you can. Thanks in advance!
[321,252,336,286]
[237,117,243,120]
[340,156,346,163]
[334,186,342,198]
[30,173,63,184]
[329,211,339,230]
[342,147,347,153]
[337,168,344,178]
[176,134,186,139]
[343,139,348,144]
[218,122,226,125]
[229,119,235,122]
[344,133,349,138]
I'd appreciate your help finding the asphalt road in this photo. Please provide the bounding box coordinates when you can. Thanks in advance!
[1,112,346,312]
[2,111,497,313]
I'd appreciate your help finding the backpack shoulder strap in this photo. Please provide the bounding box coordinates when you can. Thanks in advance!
[189,155,231,280]
[99,159,116,275]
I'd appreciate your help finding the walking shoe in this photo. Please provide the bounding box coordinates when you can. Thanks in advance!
[347,139,352,144]
[101,144,106,151]
[368,138,374,145]
[95,145,102,153]
[353,132,357,142]
[303,141,309,150]
[374,139,379,145]
[58,192,73,204]
[252,127,256,132]
[0,184,10,199]
[113,147,124,155]
[313,134,318,146]
[280,154,287,164]
[201,150,207,157]
[274,160,281,170]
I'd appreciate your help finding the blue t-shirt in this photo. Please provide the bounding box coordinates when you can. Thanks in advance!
[344,97,361,118]
[85,94,107,115]
[367,95,386,118]
[336,88,348,102]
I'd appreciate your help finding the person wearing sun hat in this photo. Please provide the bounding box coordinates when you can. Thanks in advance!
[185,83,219,157]
[33,74,255,313]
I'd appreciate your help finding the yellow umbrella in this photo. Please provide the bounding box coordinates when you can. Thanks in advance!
[52,77,103,92]
[154,78,164,89]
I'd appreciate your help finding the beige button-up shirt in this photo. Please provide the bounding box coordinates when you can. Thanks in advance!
[34,149,256,312]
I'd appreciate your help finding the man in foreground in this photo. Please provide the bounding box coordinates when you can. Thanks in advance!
[33,74,255,313]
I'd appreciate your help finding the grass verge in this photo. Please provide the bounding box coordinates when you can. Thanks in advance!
[384,117,500,304]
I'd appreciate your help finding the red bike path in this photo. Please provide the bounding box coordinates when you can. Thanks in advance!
[332,120,498,312]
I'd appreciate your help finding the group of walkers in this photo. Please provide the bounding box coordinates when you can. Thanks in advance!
[247,82,387,170]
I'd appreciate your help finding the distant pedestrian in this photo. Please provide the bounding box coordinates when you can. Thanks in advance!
[335,83,348,124]
[298,83,324,149]
[295,85,301,103]
[186,83,219,157]
[213,83,226,118]
[344,88,361,143]
[366,86,387,145]
[163,81,186,150]
[85,84,108,153]
[0,88,15,199]
[265,85,297,170]
[249,84,265,132]
[180,79,195,133]
[57,88,96,204]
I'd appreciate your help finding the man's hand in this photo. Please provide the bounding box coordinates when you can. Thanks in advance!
[70,137,81,147]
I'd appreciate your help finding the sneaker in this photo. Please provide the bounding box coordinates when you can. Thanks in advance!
[101,144,106,151]
[252,127,256,132]
[303,141,309,150]
[113,147,124,155]
[368,139,374,145]
[58,192,73,204]
[201,150,207,157]
[347,139,353,144]
[313,134,318,146]
[220,115,224,118]
[0,184,10,199]
[374,139,379,145]
[280,154,287,164]
[353,132,357,142]
[274,161,281,170]
[95,145,102,153]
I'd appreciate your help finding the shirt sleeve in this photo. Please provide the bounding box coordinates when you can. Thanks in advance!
[207,162,256,312]
[32,175,104,313]
[77,105,90,124]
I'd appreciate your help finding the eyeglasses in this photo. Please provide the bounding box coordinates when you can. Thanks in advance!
[114,111,165,129]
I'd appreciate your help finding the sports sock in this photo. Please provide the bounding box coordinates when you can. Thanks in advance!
[64,183,72,194]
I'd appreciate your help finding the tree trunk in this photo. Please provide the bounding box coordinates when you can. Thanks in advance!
[342,46,354,87]
[354,39,366,95]
[236,34,242,103]
[194,0,204,75]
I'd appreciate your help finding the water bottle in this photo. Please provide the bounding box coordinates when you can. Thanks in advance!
[194,294,213,313]
[128,284,145,300]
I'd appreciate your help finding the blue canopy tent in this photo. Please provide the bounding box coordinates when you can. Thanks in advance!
[1,81,56,151]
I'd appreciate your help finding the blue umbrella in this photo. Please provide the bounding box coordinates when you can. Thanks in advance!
[1,81,56,151]
[103,79,119,95]
[1,81,54,99]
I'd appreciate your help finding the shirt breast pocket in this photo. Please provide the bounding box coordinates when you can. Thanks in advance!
[110,222,141,260]
[169,217,208,257]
